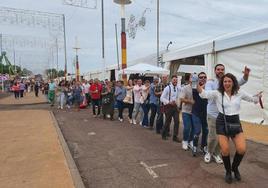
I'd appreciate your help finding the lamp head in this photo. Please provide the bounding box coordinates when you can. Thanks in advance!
[114,0,132,5]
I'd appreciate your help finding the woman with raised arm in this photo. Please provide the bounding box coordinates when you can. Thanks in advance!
[197,73,261,184]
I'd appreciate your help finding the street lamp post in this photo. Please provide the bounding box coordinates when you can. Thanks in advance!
[114,0,132,85]
[166,41,172,51]
[73,37,81,82]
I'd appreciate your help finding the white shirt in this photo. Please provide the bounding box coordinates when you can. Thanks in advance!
[199,89,258,116]
[180,84,193,114]
[160,83,182,105]
[133,85,143,103]
[140,85,150,104]
[83,83,90,94]
[205,77,247,118]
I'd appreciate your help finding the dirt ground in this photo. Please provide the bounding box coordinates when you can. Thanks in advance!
[0,93,75,188]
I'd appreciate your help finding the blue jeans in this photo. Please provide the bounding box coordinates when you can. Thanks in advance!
[132,102,144,123]
[141,103,150,126]
[182,112,194,142]
[117,100,124,119]
[192,113,208,147]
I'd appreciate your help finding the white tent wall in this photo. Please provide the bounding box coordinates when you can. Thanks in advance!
[204,53,215,79]
[215,42,268,124]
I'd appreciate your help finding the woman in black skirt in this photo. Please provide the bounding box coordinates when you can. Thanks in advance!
[197,73,261,184]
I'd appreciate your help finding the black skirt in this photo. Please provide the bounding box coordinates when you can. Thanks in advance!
[216,113,243,137]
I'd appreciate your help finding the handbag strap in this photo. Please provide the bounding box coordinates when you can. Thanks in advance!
[221,94,228,132]
[168,85,171,102]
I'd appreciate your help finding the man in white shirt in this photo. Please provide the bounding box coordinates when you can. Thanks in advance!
[132,79,144,125]
[83,80,91,106]
[160,75,182,142]
[204,64,250,164]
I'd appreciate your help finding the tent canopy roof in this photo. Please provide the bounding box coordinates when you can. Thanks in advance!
[163,26,268,62]
[119,63,169,75]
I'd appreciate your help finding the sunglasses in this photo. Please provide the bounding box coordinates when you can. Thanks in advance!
[198,76,207,79]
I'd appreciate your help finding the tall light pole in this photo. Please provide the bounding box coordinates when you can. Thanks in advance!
[73,37,81,82]
[157,0,160,66]
[63,14,68,80]
[114,0,132,85]
[0,33,3,92]
[101,0,106,80]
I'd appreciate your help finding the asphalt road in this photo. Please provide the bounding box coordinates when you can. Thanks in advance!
[54,108,268,188]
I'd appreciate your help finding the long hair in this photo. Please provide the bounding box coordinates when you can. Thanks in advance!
[218,73,240,95]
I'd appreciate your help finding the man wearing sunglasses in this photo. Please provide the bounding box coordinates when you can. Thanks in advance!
[191,72,209,156]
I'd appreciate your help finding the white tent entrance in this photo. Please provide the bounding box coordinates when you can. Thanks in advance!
[119,63,169,75]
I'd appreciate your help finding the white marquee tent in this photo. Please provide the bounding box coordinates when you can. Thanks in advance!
[163,26,268,124]
[119,63,169,75]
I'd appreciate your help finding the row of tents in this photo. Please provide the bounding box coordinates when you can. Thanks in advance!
[84,26,268,125]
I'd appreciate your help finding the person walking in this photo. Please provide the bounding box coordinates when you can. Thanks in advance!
[160,75,181,142]
[132,79,144,125]
[73,81,83,111]
[198,73,261,184]
[204,64,250,164]
[191,72,209,156]
[57,81,66,110]
[82,80,91,106]
[12,81,20,99]
[89,78,102,117]
[149,77,159,130]
[101,81,115,120]
[154,75,169,134]
[140,80,151,128]
[123,79,134,123]
[180,73,194,152]
[48,80,56,106]
[19,81,25,98]
[34,81,40,97]
[114,80,127,122]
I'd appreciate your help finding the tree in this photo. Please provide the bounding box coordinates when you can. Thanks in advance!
[57,70,65,77]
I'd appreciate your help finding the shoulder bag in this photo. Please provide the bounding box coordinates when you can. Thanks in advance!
[221,95,241,136]
[160,86,171,113]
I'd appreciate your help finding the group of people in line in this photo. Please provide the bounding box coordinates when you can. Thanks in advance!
[26,63,261,184]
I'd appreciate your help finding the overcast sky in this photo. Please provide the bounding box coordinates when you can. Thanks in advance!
[1,0,268,74]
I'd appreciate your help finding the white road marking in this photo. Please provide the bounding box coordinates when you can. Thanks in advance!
[140,161,168,178]
[88,132,96,136]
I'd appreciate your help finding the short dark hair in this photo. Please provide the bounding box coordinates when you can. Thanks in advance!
[218,73,240,95]
[184,73,191,81]
[171,75,177,79]
[214,64,225,71]
[198,72,206,77]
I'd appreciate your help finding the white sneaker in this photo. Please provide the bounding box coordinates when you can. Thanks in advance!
[213,154,223,164]
[118,118,123,122]
[188,141,194,150]
[132,119,137,125]
[128,117,132,124]
[204,152,211,163]
[182,141,188,151]
[139,121,142,126]
[107,114,111,118]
